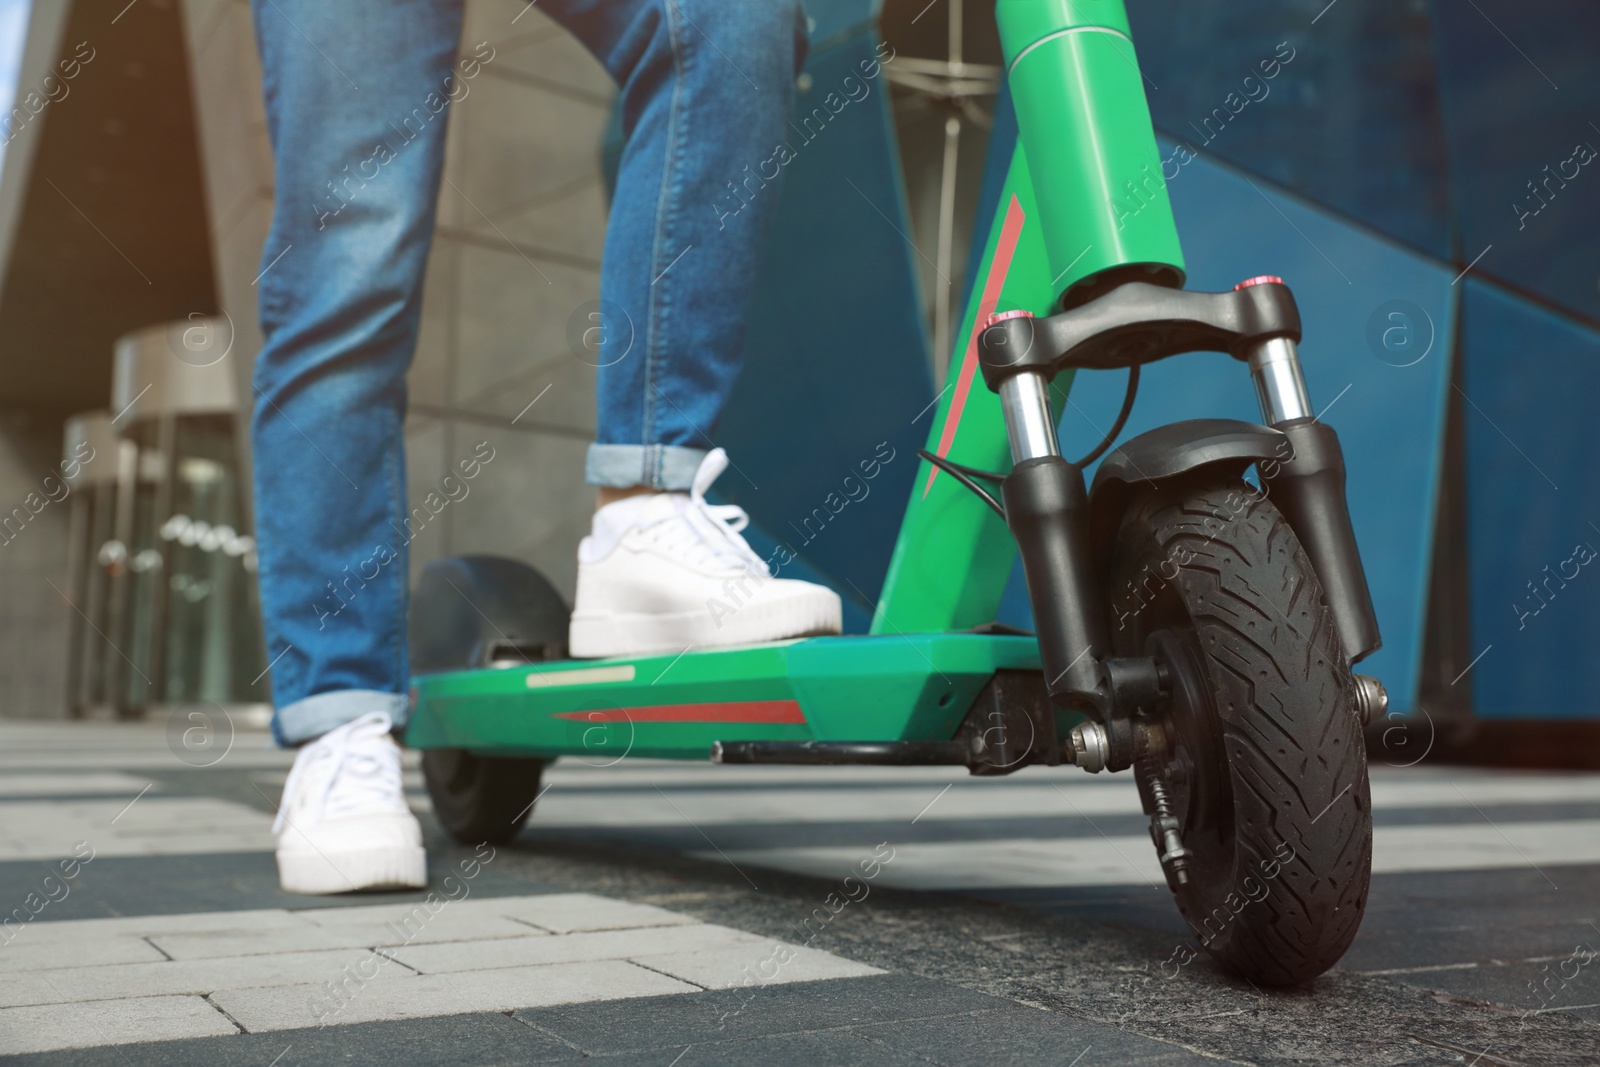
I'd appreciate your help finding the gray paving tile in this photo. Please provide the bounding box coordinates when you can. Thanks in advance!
[971,886,1191,940]
[1384,955,1600,1020]
[0,773,155,798]
[479,892,697,934]
[277,909,542,947]
[0,936,167,974]
[148,910,539,959]
[0,1011,579,1066]
[1340,868,1600,972]
[584,1028,932,1067]
[0,946,414,1008]
[0,847,558,928]
[630,941,883,989]
[850,1005,1217,1066]
[8,908,308,943]
[0,994,237,1056]
[1345,916,1599,974]
[1359,866,1600,925]
[515,973,1008,1053]
[10,720,1600,1065]
[212,958,697,1031]
[0,797,274,862]
[528,813,1156,852]
[390,921,760,974]
[149,924,376,960]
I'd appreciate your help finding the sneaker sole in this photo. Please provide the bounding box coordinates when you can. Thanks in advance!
[568,596,840,659]
[277,846,427,895]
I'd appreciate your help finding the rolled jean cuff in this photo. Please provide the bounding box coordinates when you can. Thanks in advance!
[586,443,707,491]
[273,688,410,747]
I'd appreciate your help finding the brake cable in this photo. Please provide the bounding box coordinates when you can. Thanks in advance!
[916,364,1141,518]
[1072,365,1140,469]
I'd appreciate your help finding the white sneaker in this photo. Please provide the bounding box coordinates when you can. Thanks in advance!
[569,448,842,658]
[274,711,426,895]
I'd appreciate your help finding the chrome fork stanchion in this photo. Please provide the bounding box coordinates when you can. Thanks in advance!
[986,314,1104,708]
[1234,276,1313,424]
[998,371,1061,462]
[1244,336,1313,424]
[1233,276,1384,662]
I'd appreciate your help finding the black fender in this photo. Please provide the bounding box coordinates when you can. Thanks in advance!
[1087,417,1382,665]
[1087,418,1290,570]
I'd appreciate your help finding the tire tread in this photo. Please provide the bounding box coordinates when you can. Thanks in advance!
[1114,479,1372,985]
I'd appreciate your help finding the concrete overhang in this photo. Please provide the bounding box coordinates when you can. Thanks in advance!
[0,0,217,417]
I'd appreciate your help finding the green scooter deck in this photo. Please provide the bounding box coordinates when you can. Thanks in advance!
[406,633,1042,761]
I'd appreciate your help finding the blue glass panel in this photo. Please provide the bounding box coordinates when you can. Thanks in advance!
[1123,0,1451,260]
[713,31,934,627]
[805,0,880,46]
[1460,280,1600,718]
[1429,0,1600,326]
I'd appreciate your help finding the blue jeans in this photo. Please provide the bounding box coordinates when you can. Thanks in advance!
[251,0,806,744]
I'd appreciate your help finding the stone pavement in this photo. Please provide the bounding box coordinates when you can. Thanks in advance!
[0,718,1596,1064]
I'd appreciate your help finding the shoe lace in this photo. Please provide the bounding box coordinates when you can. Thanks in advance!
[273,711,403,833]
[640,448,769,575]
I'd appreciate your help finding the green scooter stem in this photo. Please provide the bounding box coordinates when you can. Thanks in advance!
[996,0,1185,302]
[875,0,1182,635]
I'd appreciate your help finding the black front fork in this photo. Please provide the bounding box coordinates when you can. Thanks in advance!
[1264,418,1381,662]
[993,369,1112,711]
[1002,454,1108,710]
[993,290,1382,721]
[1238,335,1381,663]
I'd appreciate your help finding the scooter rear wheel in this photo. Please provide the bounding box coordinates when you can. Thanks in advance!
[422,748,547,845]
[1109,476,1371,986]
[410,555,567,845]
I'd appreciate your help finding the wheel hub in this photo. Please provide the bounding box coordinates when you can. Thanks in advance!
[1145,629,1232,881]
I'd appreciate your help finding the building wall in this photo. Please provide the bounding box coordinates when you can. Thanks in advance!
[0,408,73,718]
[179,0,615,610]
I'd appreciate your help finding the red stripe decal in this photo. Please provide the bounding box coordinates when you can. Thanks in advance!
[552,700,806,724]
[924,194,1027,497]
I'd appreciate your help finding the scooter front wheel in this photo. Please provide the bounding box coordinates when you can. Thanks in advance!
[1109,476,1372,986]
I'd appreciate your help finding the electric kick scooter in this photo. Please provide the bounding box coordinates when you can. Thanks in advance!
[406,0,1388,986]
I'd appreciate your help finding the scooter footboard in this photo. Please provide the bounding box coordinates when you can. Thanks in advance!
[406,633,1043,761]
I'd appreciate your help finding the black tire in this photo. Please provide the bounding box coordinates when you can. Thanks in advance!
[409,555,565,844]
[410,555,570,673]
[422,748,546,845]
[1110,477,1372,986]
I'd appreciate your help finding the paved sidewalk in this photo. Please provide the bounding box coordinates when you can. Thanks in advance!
[0,718,1596,1064]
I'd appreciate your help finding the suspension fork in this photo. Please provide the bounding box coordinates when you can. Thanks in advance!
[991,0,1381,687]
[1235,282,1381,663]
[996,364,1109,711]
[983,0,1181,712]
[994,277,1383,719]
[993,283,1381,706]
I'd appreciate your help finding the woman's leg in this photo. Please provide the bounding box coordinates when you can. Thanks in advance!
[540,0,810,491]
[542,1,840,659]
[250,0,465,744]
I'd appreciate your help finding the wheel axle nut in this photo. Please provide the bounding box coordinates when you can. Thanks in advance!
[1352,674,1388,726]
[1066,722,1110,773]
